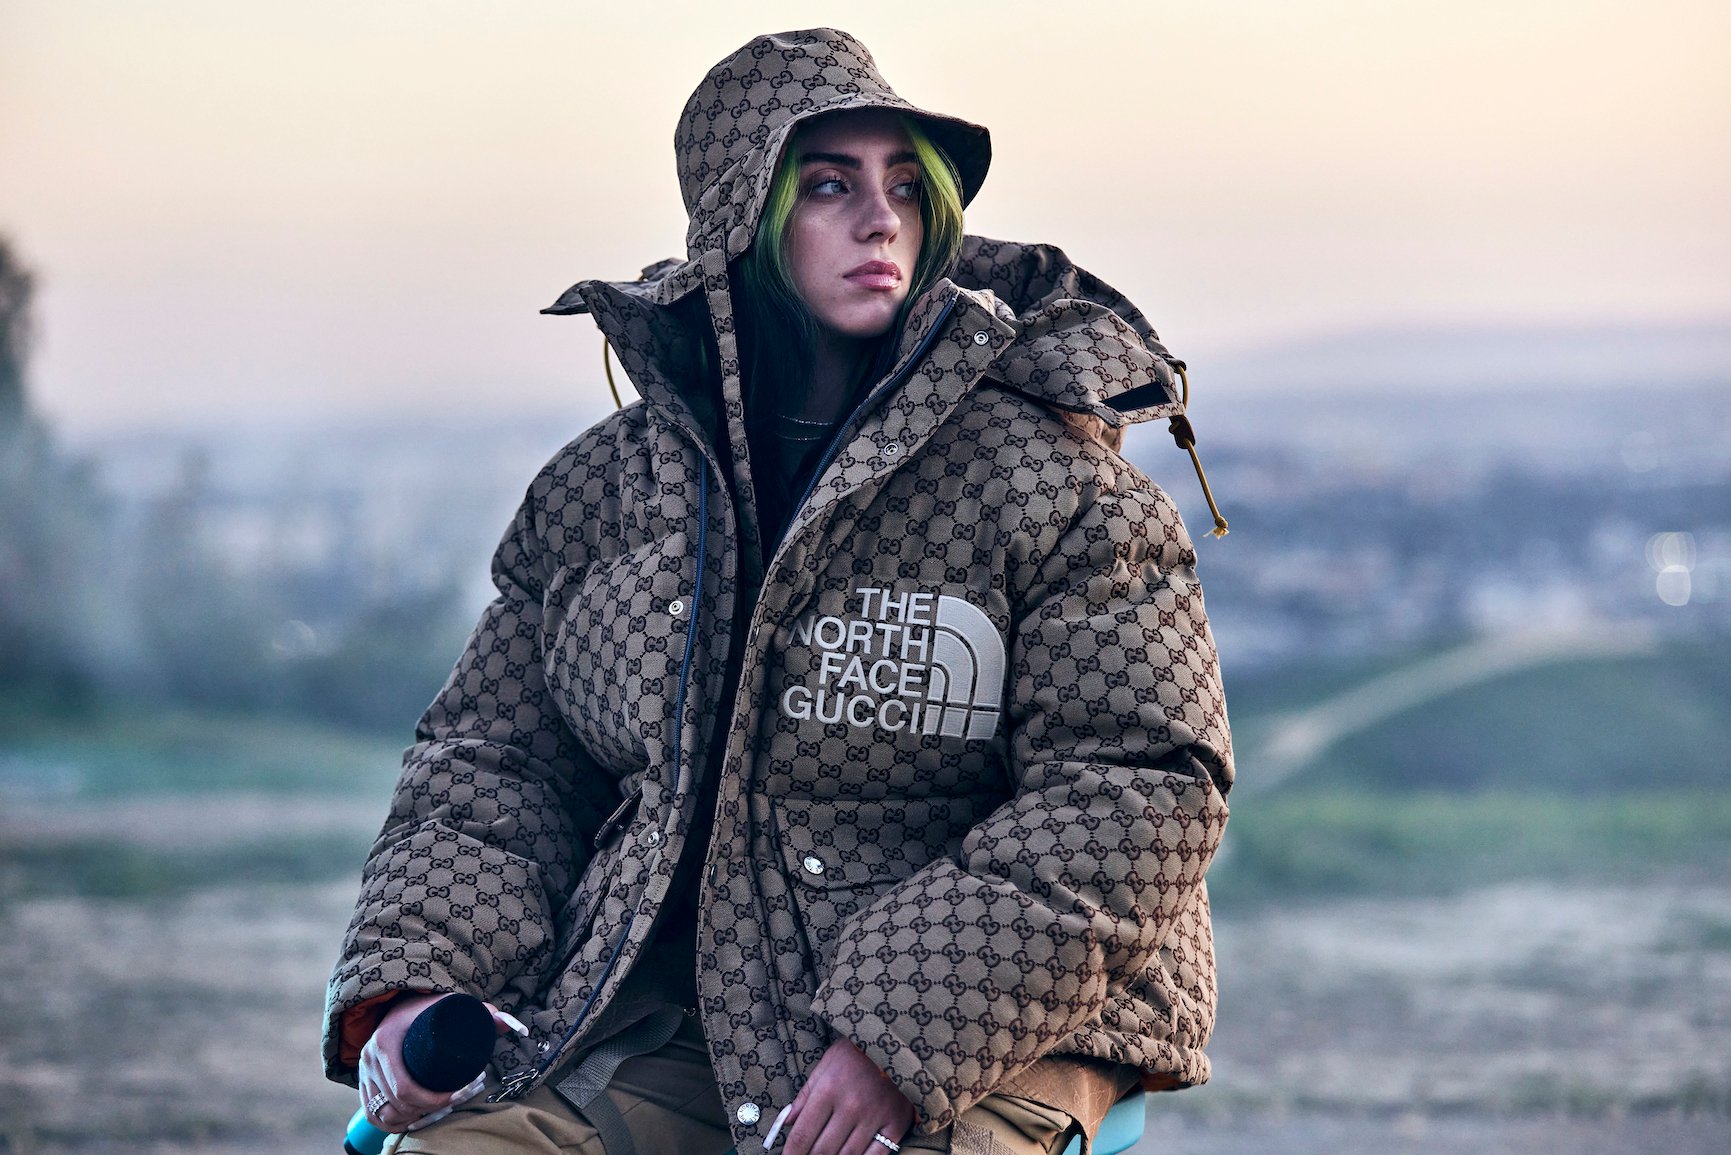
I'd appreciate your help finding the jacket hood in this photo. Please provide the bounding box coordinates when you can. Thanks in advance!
[541,28,1227,537]
[540,25,1170,424]
[674,29,991,267]
[951,236,1185,427]
[549,28,991,312]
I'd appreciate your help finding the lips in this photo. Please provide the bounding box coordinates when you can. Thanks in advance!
[844,260,902,291]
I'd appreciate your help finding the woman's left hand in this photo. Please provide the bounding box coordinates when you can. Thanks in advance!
[777,1037,916,1155]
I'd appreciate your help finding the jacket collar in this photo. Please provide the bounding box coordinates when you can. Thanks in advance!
[543,234,1186,432]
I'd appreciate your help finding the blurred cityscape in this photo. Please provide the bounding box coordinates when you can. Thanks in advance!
[1183,380,1731,672]
[15,372,1724,729]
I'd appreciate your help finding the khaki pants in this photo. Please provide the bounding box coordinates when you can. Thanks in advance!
[391,1017,1074,1155]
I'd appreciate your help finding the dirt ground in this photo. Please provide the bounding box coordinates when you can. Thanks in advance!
[2,795,1728,1153]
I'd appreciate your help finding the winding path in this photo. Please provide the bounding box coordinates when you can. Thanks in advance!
[1246,625,1661,790]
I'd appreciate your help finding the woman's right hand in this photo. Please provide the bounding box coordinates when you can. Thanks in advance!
[777,1037,916,1155]
[357,992,458,1133]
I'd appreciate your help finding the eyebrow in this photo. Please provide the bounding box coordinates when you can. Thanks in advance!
[799,150,919,168]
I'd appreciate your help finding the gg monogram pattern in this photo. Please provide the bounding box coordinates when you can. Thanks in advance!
[673,29,992,263]
[325,28,1232,1153]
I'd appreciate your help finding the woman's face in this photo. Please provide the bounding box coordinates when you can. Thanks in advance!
[783,110,924,343]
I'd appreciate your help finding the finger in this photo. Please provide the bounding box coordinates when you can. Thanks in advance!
[375,1099,419,1135]
[842,1105,907,1155]
[448,1071,489,1109]
[373,1089,439,1136]
[817,1115,858,1155]
[831,1122,866,1155]
[358,1043,384,1090]
[390,1081,454,1117]
[360,1075,389,1117]
[377,1055,453,1114]
[809,1111,855,1155]
[782,1101,830,1155]
[764,1103,797,1149]
[483,1000,530,1037]
[858,1122,904,1155]
[850,1124,886,1155]
[405,1098,462,1133]
[362,1084,400,1131]
[875,1103,913,1144]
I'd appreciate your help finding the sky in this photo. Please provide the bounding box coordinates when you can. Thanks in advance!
[2,0,1727,433]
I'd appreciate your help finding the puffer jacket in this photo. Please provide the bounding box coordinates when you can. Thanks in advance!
[324,28,1233,1153]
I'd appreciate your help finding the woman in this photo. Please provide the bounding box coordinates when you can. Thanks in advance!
[325,28,1233,1155]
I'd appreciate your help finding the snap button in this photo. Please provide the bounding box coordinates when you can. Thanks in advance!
[668,599,685,616]
[972,330,989,346]
[647,829,662,845]
[882,442,901,457]
[802,855,826,876]
[736,1103,761,1126]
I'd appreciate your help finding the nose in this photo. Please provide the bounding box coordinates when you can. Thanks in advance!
[855,182,901,243]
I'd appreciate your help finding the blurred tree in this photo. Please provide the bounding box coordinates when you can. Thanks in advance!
[0,234,533,731]
[0,238,29,434]
[0,235,107,702]
[125,445,284,705]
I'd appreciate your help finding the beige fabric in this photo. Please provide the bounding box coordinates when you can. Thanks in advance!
[389,1093,1073,1155]
[389,1015,731,1155]
[996,1057,1141,1145]
[326,26,1233,1155]
[390,1016,1073,1155]
[910,1095,1073,1155]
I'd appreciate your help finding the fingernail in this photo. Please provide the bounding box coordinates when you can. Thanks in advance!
[764,1104,794,1149]
[496,1011,530,1037]
[408,1105,452,1132]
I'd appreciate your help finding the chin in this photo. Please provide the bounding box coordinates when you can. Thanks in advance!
[828,302,906,341]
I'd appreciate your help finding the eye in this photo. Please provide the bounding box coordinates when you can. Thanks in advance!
[806,176,848,197]
[891,178,921,201]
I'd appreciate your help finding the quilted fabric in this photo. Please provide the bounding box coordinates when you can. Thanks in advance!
[325,27,1232,1154]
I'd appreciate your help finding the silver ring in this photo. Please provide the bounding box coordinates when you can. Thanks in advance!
[873,1135,901,1153]
[368,1092,390,1114]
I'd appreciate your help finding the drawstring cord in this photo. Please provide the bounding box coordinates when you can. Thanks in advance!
[1168,365,1229,538]
[603,337,623,410]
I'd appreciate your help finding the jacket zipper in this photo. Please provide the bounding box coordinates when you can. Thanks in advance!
[591,788,643,851]
[501,298,954,1100]
[495,467,712,1101]
[684,296,963,1104]
[779,297,959,558]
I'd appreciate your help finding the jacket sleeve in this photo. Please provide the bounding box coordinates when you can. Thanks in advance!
[321,482,609,1084]
[809,479,1232,1128]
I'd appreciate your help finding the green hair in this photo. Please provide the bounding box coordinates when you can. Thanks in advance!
[734,115,965,415]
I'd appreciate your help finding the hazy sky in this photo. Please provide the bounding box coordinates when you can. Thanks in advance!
[3,0,1727,432]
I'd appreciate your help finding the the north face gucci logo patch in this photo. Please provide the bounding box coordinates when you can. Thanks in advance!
[780,586,1005,739]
